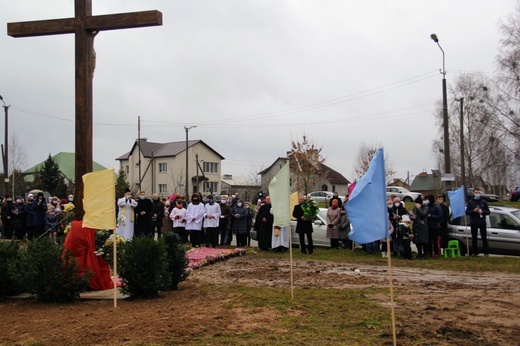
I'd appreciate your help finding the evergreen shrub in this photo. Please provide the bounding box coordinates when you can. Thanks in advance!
[119,236,170,298]
[162,232,189,289]
[12,238,90,302]
[0,241,20,299]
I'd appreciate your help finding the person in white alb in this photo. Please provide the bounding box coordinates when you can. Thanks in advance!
[203,195,221,248]
[185,194,205,247]
[169,197,187,242]
[116,188,138,241]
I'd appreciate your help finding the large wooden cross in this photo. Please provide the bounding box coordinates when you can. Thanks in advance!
[8,1,162,218]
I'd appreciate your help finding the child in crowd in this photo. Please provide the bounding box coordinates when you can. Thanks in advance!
[46,205,61,243]
[398,214,414,260]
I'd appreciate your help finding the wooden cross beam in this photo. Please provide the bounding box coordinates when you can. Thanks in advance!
[7,1,162,218]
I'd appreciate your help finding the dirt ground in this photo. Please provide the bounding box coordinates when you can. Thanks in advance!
[1,254,520,345]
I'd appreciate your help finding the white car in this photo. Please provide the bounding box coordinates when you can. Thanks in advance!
[386,186,421,203]
[250,208,331,247]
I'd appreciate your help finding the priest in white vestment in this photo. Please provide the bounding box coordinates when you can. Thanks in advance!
[116,189,138,241]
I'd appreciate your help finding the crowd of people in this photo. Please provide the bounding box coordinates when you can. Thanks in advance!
[116,190,260,249]
[0,193,75,241]
[1,186,491,258]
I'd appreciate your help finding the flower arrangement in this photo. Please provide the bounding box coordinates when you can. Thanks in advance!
[94,230,126,264]
[64,202,75,213]
[63,223,71,235]
[301,198,319,220]
[117,214,126,227]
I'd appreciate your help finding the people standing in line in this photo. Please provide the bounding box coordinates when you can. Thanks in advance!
[116,188,138,241]
[186,194,205,248]
[231,199,248,246]
[466,187,490,257]
[134,191,153,238]
[1,194,13,239]
[244,201,255,246]
[329,192,343,209]
[256,196,273,251]
[437,195,450,251]
[151,193,165,239]
[412,196,429,259]
[425,194,443,257]
[12,196,26,240]
[231,192,240,207]
[293,195,314,255]
[326,199,341,249]
[204,195,221,248]
[170,197,187,242]
[218,196,231,245]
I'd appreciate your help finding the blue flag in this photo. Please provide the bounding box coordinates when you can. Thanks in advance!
[346,148,388,243]
[447,186,466,218]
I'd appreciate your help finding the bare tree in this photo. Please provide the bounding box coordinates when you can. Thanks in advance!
[168,168,185,196]
[8,134,28,196]
[353,141,395,180]
[289,135,326,195]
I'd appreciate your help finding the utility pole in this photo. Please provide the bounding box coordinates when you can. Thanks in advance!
[0,95,9,196]
[195,153,199,194]
[138,116,142,191]
[184,125,197,199]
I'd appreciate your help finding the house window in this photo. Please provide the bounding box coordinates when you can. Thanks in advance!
[203,162,218,174]
[159,184,167,194]
[203,182,218,193]
[125,165,129,174]
[158,162,167,173]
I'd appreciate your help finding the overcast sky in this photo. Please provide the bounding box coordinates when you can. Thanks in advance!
[0,0,517,185]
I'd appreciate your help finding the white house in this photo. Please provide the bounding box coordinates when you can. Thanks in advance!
[116,139,225,198]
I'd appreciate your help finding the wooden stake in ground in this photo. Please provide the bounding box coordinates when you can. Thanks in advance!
[289,225,294,300]
[113,228,118,308]
[465,217,470,256]
[386,237,397,346]
[7,0,162,218]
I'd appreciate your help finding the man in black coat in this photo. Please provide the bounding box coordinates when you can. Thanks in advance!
[151,193,165,238]
[437,195,450,249]
[293,195,314,254]
[465,188,490,256]
[255,196,273,251]
[134,191,153,238]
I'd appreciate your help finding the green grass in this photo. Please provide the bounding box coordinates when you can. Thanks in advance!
[255,247,520,274]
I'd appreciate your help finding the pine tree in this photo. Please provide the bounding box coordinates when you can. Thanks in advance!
[40,154,60,195]
[115,167,130,198]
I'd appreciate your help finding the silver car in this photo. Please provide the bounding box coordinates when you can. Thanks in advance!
[250,208,331,247]
[386,186,421,203]
[447,206,520,256]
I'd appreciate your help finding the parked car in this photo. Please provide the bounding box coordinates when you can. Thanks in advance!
[308,191,334,204]
[386,186,421,203]
[251,208,331,247]
[447,206,520,256]
[510,186,520,202]
[466,188,499,202]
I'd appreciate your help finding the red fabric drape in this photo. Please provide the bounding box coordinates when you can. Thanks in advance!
[63,220,113,291]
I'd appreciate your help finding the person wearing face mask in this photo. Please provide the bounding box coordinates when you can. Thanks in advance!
[151,193,165,239]
[134,191,153,238]
[466,187,490,257]
[390,197,408,257]
[231,199,248,246]
[218,197,231,245]
[28,192,48,239]
[244,201,255,246]
[170,197,188,242]
[256,196,274,251]
[411,196,429,259]
[425,194,443,257]
[326,199,342,249]
[1,194,14,239]
[116,188,138,241]
[203,195,221,248]
[186,194,205,247]
[11,196,27,240]
[67,194,75,205]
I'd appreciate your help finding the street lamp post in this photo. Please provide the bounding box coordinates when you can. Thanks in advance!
[0,95,9,196]
[430,34,451,186]
[184,125,197,199]
[459,97,466,198]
